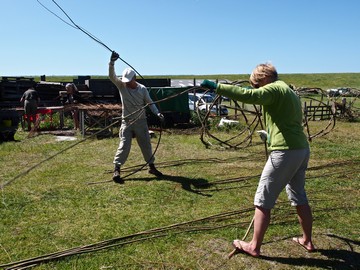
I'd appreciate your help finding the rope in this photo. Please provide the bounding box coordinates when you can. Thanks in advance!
[196,81,360,150]
[2,203,345,269]
[2,82,199,189]
[36,0,144,79]
[0,207,256,269]
[30,0,194,185]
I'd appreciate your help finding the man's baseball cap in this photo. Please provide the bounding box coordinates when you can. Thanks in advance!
[121,68,136,83]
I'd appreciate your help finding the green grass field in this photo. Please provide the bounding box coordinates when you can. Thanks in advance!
[0,118,359,269]
[1,73,359,269]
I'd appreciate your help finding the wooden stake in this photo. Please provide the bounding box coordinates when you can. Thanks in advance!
[228,216,254,259]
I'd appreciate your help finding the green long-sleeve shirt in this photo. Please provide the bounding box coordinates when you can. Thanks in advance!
[216,80,309,151]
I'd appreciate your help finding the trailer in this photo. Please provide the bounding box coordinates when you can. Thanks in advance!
[0,77,36,140]
[0,76,192,138]
[147,86,191,127]
[0,108,20,141]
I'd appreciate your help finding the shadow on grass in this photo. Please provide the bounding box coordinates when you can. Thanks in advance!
[261,234,360,270]
[128,174,213,197]
[261,249,359,270]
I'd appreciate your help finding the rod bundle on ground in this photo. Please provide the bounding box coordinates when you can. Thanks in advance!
[2,200,351,269]
[1,208,256,269]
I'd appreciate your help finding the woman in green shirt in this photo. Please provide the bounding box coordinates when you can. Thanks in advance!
[201,63,315,257]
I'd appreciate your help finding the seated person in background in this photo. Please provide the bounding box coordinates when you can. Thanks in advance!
[65,83,80,130]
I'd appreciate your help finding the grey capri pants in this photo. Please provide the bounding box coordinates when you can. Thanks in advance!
[254,148,310,209]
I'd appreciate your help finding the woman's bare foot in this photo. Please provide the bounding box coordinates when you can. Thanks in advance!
[232,239,260,257]
[292,237,316,252]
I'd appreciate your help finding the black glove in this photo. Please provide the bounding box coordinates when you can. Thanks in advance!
[201,79,217,90]
[110,51,119,62]
[157,113,165,123]
[256,130,268,142]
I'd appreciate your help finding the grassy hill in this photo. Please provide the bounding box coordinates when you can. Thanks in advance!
[33,73,360,90]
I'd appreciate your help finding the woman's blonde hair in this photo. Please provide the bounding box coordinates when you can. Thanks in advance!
[249,63,278,88]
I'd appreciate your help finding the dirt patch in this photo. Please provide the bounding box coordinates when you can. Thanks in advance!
[39,130,77,136]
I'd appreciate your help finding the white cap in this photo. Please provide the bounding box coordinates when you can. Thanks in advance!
[121,68,136,83]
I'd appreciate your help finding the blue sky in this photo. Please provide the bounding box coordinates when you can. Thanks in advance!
[1,0,360,76]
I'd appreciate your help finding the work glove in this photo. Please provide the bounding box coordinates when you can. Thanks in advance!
[256,130,268,142]
[110,51,119,62]
[201,79,217,90]
[157,113,165,122]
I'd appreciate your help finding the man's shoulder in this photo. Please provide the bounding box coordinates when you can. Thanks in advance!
[135,83,149,94]
[136,82,146,89]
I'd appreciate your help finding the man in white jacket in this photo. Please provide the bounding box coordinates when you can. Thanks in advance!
[109,51,164,184]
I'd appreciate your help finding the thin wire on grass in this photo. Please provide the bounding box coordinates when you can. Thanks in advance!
[3,88,196,188]
[2,203,339,269]
[1,81,253,189]
[0,207,256,269]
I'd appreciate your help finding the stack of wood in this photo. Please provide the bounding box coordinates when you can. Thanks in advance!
[75,103,122,117]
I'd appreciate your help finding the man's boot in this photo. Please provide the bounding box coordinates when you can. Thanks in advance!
[113,165,124,184]
[148,163,163,177]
